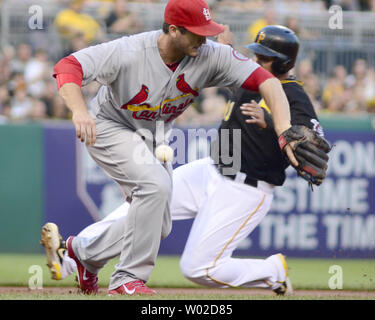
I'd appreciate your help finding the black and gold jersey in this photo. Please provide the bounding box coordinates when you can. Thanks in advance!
[211,77,322,186]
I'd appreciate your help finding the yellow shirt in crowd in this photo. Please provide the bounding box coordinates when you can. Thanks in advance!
[247,18,268,42]
[55,9,101,43]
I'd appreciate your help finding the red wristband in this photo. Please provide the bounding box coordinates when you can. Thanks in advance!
[278,134,288,150]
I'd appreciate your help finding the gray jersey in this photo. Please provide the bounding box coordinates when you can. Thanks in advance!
[65,30,266,289]
[73,30,260,142]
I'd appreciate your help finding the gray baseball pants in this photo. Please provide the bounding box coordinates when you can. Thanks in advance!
[70,118,173,290]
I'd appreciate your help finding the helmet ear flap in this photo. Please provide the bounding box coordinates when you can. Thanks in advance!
[271,57,293,75]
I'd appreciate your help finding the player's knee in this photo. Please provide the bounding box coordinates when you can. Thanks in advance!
[180,251,227,287]
[179,261,197,281]
[180,262,227,288]
[179,254,204,282]
[140,168,172,199]
[180,263,213,287]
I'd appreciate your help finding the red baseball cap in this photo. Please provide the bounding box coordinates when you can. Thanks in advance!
[164,0,225,37]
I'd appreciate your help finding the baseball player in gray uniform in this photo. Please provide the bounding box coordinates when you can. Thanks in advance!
[45,0,298,295]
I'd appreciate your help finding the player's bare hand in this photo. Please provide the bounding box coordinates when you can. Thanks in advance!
[216,25,235,47]
[72,110,97,146]
[240,100,267,129]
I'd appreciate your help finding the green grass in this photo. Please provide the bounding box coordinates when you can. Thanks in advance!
[0,254,194,289]
[0,254,374,290]
[0,254,374,300]
[283,258,375,291]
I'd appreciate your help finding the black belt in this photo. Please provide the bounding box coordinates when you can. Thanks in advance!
[215,164,258,188]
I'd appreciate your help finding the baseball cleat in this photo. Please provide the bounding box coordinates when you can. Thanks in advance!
[40,222,66,280]
[273,253,294,296]
[66,236,98,295]
[108,280,156,296]
[273,276,293,296]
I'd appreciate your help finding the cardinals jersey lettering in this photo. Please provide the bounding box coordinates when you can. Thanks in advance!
[72,30,261,141]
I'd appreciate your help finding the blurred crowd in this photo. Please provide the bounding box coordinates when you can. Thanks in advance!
[0,0,375,126]
[296,58,375,115]
[215,0,375,12]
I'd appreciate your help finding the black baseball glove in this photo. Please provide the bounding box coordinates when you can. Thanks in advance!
[278,125,331,186]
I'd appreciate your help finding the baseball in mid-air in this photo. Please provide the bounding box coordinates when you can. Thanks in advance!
[155,144,174,162]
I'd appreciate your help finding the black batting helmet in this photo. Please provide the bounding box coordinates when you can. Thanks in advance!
[246,25,299,75]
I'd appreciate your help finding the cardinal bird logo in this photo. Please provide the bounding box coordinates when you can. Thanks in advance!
[176,74,199,97]
[121,84,150,109]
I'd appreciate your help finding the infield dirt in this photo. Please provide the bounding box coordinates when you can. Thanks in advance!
[0,286,374,299]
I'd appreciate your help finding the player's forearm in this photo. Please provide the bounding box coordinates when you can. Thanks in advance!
[259,78,291,136]
[58,82,88,115]
[58,82,96,146]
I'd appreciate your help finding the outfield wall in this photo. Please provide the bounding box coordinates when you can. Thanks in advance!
[0,116,374,258]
